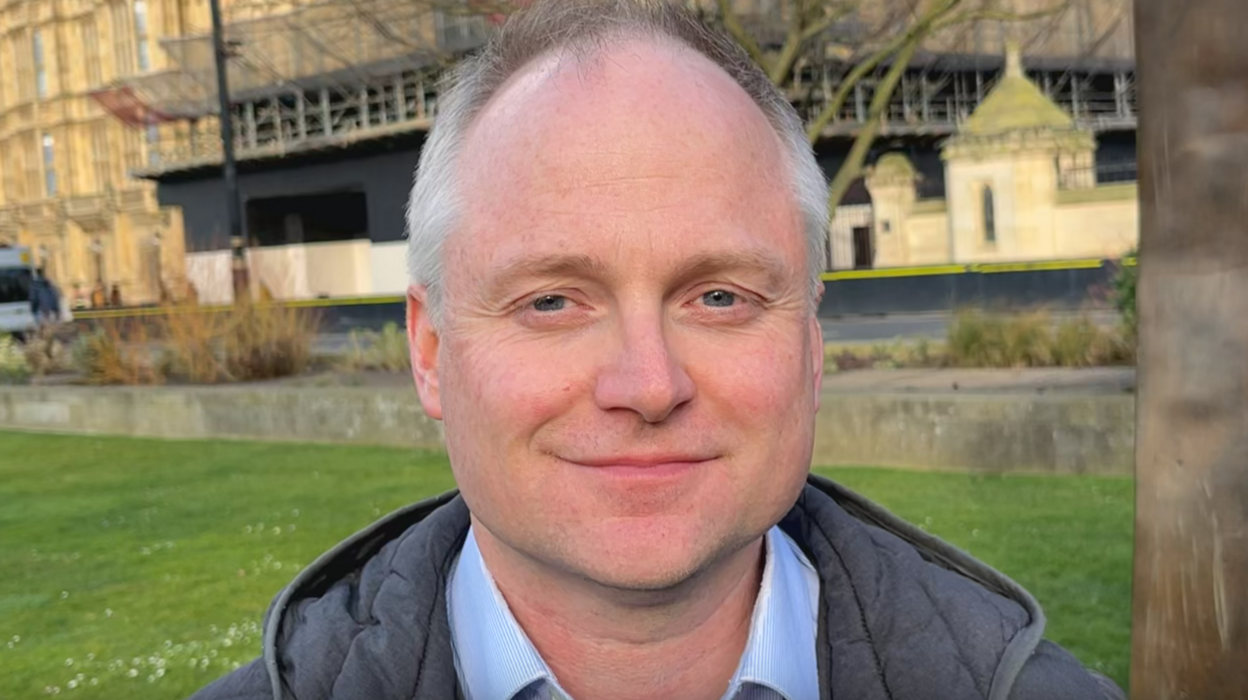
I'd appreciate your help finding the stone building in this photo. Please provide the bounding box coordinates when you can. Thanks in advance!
[854,46,1138,268]
[0,0,218,306]
[0,0,1135,307]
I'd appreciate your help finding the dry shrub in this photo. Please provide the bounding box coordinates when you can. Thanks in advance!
[71,302,318,385]
[1052,316,1102,367]
[826,348,874,373]
[21,325,73,378]
[1091,327,1136,366]
[948,309,1135,369]
[0,335,30,384]
[903,337,944,367]
[947,310,1007,367]
[157,305,230,383]
[340,322,410,373]
[823,339,947,373]
[72,321,163,385]
[949,310,1051,367]
[1001,311,1054,367]
[219,303,318,381]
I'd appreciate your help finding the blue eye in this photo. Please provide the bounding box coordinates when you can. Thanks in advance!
[532,295,567,312]
[702,290,736,307]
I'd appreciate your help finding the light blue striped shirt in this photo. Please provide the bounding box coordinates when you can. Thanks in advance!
[448,525,820,700]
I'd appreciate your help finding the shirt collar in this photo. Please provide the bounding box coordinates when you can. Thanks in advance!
[728,526,821,700]
[448,525,819,700]
[448,528,555,700]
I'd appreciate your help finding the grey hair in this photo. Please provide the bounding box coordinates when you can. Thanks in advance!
[406,0,829,325]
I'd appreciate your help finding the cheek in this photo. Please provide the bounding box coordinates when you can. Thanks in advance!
[693,330,814,419]
[440,332,591,450]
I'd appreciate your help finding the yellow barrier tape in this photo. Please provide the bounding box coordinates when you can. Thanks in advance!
[73,306,197,320]
[282,295,405,309]
[970,259,1104,274]
[76,257,1128,320]
[822,265,968,281]
[74,295,407,320]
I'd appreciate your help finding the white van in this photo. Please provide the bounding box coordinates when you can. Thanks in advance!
[0,247,38,337]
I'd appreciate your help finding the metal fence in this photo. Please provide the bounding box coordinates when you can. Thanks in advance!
[1059,161,1139,190]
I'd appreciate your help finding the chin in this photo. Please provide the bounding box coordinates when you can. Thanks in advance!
[558,517,737,592]
[574,557,706,594]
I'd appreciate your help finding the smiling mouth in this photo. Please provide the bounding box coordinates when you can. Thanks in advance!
[560,455,716,478]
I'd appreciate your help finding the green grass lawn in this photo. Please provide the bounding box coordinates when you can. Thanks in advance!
[0,432,1132,698]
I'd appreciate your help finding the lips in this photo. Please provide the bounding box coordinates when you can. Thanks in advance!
[559,454,716,480]
[568,454,716,468]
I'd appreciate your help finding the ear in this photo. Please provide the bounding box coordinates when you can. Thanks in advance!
[810,283,825,411]
[407,285,443,420]
[809,315,824,412]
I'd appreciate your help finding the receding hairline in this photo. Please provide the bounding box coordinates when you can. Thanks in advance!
[457,30,793,174]
[406,0,830,318]
[445,36,807,287]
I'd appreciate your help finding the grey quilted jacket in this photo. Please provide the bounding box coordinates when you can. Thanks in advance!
[189,474,1126,700]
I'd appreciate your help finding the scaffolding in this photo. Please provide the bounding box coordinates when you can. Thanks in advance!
[796,53,1137,137]
[90,0,1136,176]
[792,0,1137,136]
[91,0,491,173]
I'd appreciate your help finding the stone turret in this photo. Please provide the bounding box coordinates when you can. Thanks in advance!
[941,44,1097,262]
[865,153,919,266]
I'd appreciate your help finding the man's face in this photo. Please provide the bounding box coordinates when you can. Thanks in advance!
[410,40,823,590]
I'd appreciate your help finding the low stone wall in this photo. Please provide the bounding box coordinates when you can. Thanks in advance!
[0,386,1134,475]
[0,386,443,450]
[814,393,1134,475]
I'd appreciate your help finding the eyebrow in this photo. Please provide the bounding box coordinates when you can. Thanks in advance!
[486,253,611,297]
[672,250,791,290]
[486,248,792,298]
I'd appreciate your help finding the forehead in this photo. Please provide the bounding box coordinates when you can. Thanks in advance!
[449,37,802,277]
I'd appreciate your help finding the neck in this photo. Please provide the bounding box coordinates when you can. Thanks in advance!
[474,522,765,700]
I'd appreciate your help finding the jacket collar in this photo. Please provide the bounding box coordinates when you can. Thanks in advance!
[262,475,1044,700]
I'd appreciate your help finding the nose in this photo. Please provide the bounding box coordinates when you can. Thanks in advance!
[593,311,695,424]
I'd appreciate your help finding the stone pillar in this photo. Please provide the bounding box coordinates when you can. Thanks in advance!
[864,153,918,267]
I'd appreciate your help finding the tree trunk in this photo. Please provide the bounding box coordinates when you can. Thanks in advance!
[1131,0,1248,697]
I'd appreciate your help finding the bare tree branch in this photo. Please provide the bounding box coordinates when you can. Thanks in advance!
[803,36,903,143]
[708,0,1095,267]
[757,0,805,84]
[932,0,1072,33]
[802,0,962,144]
[716,0,769,69]
[824,36,922,214]
[800,7,849,42]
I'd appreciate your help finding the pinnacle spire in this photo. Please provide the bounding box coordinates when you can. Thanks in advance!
[1005,41,1024,79]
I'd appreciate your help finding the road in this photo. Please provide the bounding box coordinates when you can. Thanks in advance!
[315,310,1122,355]
[820,310,1121,344]
[820,314,950,344]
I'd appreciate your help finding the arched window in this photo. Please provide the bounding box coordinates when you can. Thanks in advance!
[982,186,996,243]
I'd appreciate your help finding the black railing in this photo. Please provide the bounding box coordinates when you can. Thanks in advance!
[1059,161,1138,190]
